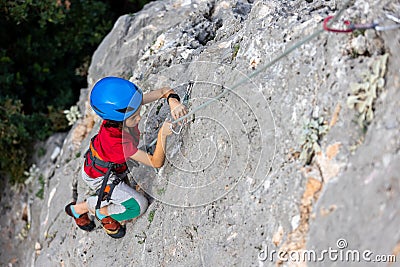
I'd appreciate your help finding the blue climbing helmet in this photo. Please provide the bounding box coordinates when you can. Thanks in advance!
[90,77,143,121]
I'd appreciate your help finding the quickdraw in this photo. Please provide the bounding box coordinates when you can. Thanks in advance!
[182,80,194,106]
[170,81,195,135]
[323,14,400,33]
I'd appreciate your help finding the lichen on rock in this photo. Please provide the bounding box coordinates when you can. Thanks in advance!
[347,53,389,127]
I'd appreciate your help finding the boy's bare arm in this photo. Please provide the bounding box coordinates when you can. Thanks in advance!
[142,87,173,105]
[142,86,188,123]
[129,121,172,168]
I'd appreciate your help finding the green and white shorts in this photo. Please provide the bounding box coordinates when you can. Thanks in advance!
[81,167,148,222]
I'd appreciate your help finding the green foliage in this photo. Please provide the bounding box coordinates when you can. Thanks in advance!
[0,0,152,183]
[0,1,112,182]
[1,0,114,113]
[135,231,147,244]
[0,98,50,183]
[2,0,67,27]
[148,210,155,223]
[38,147,47,158]
[0,0,153,183]
[232,43,240,60]
[48,106,69,132]
[36,175,45,199]
[128,0,151,10]
[157,187,166,195]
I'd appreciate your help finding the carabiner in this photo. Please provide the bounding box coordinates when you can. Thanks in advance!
[323,16,378,33]
[170,123,185,135]
[323,16,353,33]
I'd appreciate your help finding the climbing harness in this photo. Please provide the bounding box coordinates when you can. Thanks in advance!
[85,135,128,210]
[323,13,400,33]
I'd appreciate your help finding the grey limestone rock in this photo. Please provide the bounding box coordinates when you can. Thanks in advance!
[4,0,400,266]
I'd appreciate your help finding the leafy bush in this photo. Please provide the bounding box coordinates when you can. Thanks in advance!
[0,98,50,183]
[0,0,114,113]
[0,0,152,182]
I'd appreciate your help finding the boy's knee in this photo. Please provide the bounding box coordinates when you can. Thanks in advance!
[110,196,147,221]
[137,194,148,216]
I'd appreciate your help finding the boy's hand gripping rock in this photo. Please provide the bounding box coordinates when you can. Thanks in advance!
[160,120,173,138]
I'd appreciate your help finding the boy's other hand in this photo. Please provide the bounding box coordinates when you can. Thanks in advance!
[169,99,188,124]
[160,120,173,137]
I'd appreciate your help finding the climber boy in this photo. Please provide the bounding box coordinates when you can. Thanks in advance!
[65,77,187,238]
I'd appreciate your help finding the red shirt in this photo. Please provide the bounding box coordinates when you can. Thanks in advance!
[84,121,140,178]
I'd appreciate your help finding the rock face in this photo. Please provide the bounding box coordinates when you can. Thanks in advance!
[5,0,400,266]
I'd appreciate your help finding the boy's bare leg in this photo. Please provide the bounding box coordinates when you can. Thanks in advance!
[73,201,89,215]
[74,201,109,216]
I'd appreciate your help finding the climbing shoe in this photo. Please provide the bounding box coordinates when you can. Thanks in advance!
[97,216,126,239]
[65,202,95,232]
